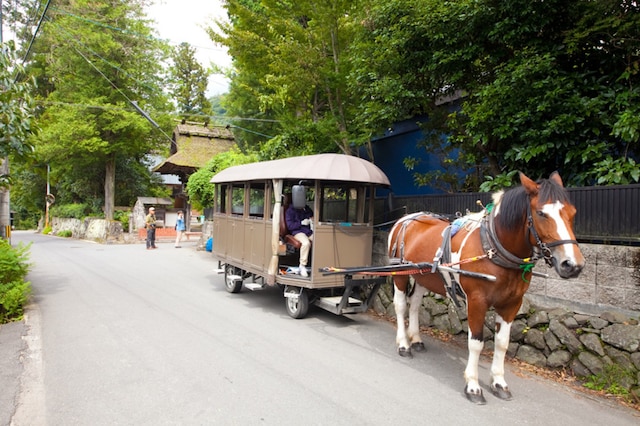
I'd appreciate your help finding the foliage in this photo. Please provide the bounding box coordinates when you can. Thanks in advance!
[583,364,635,399]
[0,41,37,166]
[211,0,640,189]
[7,160,47,229]
[0,240,31,323]
[42,225,52,235]
[169,43,212,120]
[186,147,257,209]
[210,0,367,154]
[50,203,92,220]
[57,230,73,238]
[348,0,640,188]
[114,210,130,232]
[25,0,172,219]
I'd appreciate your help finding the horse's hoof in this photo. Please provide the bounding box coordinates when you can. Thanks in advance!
[464,385,487,405]
[398,347,413,358]
[411,341,426,352]
[490,383,513,401]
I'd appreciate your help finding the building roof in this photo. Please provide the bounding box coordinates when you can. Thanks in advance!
[137,197,173,206]
[153,123,235,180]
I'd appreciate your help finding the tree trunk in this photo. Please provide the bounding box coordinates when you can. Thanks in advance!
[104,155,115,220]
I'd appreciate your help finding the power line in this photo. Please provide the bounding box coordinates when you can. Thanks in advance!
[32,4,278,137]
[20,0,51,68]
[45,17,160,95]
[49,5,229,54]
[38,100,280,127]
[69,43,174,143]
[48,5,156,41]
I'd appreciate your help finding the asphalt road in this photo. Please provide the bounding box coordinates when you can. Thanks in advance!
[4,230,639,425]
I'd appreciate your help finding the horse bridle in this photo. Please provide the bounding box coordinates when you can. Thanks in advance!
[480,202,579,271]
[526,205,579,267]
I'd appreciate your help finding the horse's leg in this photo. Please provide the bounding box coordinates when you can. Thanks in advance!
[490,313,514,400]
[464,300,488,405]
[407,282,427,351]
[392,277,412,357]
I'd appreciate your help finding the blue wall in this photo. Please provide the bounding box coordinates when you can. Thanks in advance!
[367,117,445,196]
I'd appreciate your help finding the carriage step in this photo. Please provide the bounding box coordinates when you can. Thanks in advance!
[315,296,366,315]
[317,296,362,308]
[214,268,225,274]
[244,283,265,291]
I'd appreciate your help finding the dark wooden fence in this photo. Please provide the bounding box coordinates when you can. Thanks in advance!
[375,183,640,245]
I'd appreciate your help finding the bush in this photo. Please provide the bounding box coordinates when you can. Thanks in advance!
[57,230,72,238]
[114,210,130,232]
[42,225,52,235]
[0,240,31,323]
[50,203,91,219]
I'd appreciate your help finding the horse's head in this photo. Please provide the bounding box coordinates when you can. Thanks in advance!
[520,172,585,278]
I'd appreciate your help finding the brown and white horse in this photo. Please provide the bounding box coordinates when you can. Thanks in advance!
[387,172,584,404]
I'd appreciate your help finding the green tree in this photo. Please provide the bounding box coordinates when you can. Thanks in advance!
[31,0,172,219]
[186,146,257,209]
[210,0,366,157]
[169,43,212,120]
[0,41,38,237]
[349,0,640,189]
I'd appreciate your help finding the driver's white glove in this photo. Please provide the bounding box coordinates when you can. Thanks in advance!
[301,218,310,226]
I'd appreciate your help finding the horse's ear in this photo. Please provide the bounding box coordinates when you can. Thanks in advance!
[549,171,564,187]
[519,172,539,196]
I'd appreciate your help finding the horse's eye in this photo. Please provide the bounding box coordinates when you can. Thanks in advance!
[537,210,547,218]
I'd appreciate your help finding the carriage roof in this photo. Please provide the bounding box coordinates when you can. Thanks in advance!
[209,153,391,186]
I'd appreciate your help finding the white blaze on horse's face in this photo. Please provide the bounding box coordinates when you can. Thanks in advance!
[541,201,584,277]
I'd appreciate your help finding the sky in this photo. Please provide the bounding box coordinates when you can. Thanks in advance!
[145,0,232,96]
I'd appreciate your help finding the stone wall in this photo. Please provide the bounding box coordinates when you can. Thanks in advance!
[529,243,640,315]
[371,230,640,398]
[49,217,125,243]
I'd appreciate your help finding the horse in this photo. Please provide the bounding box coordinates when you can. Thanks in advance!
[387,172,584,404]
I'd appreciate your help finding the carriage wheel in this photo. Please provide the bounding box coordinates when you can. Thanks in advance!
[224,264,243,293]
[284,287,309,319]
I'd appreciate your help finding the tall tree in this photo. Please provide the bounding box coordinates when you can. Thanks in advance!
[169,42,212,120]
[32,0,171,219]
[210,0,364,157]
[0,41,37,237]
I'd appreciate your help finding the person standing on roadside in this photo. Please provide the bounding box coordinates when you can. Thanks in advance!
[174,210,186,248]
[145,207,158,250]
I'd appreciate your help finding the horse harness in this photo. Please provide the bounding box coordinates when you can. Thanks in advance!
[389,212,468,308]
[390,202,579,308]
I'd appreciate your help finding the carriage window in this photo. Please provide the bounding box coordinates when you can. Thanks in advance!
[249,184,265,218]
[320,185,360,223]
[231,184,245,215]
[215,185,227,214]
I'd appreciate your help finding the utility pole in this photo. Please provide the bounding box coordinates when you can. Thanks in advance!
[0,3,8,239]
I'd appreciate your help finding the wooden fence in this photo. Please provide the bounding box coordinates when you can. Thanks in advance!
[375,183,640,245]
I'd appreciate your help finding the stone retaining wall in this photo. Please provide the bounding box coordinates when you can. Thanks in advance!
[371,231,640,399]
[49,217,125,243]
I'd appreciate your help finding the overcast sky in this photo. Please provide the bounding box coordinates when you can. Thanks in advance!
[145,0,231,95]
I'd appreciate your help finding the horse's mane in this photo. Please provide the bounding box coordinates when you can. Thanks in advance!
[494,177,570,231]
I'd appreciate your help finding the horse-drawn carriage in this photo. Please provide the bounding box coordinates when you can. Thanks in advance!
[211,154,585,404]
